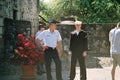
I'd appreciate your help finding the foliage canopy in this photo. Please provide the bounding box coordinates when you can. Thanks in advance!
[39,0,120,23]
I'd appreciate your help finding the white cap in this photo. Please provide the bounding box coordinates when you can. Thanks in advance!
[74,21,82,24]
[60,20,74,25]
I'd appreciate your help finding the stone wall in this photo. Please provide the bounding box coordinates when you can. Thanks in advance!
[57,23,116,55]
[0,0,39,34]
[17,0,39,34]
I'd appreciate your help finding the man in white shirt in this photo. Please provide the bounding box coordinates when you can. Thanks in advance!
[36,20,63,80]
[109,22,120,80]
[35,24,46,37]
[35,24,46,75]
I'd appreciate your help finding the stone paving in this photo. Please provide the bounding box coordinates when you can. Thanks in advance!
[0,67,120,80]
[0,54,120,80]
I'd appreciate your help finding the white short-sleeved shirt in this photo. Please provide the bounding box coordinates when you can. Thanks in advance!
[109,27,120,54]
[36,29,62,48]
[35,31,41,38]
[35,31,46,46]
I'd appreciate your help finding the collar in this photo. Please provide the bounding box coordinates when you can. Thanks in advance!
[75,30,83,33]
[75,30,80,33]
[71,30,83,34]
[38,30,42,33]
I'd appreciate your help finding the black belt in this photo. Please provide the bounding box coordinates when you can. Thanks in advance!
[47,46,56,50]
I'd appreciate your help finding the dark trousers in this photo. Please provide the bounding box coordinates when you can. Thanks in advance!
[37,63,44,74]
[70,52,87,80]
[44,48,63,80]
[37,49,45,74]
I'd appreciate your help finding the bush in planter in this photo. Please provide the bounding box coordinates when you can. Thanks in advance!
[11,34,43,65]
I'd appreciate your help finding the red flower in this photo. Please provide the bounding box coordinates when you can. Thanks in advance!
[17,34,24,39]
[15,49,19,53]
[12,34,43,65]
[31,44,36,49]
[31,35,34,39]
[24,42,30,48]
[18,47,24,51]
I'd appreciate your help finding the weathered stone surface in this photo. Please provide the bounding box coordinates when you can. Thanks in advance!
[0,0,39,34]
[57,23,116,55]
[0,67,120,80]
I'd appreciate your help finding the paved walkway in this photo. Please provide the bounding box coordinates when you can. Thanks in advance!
[0,66,120,80]
[0,54,120,80]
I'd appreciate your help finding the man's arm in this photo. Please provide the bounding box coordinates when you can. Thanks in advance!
[69,34,73,56]
[35,31,47,50]
[83,32,88,57]
[57,41,63,57]
[109,30,112,42]
[69,34,73,52]
[35,38,47,51]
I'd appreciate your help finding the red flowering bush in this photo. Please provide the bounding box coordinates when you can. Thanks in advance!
[11,34,43,65]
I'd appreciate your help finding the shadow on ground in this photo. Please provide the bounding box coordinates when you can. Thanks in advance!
[86,54,102,68]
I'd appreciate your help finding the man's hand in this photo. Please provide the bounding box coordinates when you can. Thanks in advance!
[41,45,48,51]
[83,51,87,57]
[35,38,47,51]
[57,41,63,58]
[58,50,63,57]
